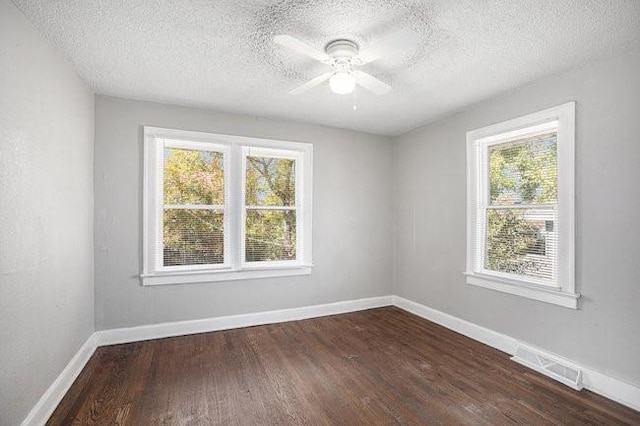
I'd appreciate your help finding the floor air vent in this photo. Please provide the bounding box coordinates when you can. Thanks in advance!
[511,343,583,390]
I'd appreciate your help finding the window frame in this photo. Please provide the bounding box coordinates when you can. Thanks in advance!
[241,146,305,270]
[156,138,231,273]
[142,126,313,286]
[465,102,579,309]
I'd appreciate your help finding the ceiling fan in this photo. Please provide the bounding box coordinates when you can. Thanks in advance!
[274,29,417,96]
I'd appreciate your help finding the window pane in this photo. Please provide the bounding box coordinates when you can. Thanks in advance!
[163,209,224,266]
[246,210,296,262]
[489,133,557,205]
[245,156,295,206]
[485,208,556,281]
[164,148,224,205]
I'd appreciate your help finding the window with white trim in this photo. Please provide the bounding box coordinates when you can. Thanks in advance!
[466,103,578,308]
[142,127,312,285]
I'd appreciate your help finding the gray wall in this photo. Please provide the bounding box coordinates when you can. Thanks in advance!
[393,46,640,386]
[94,96,393,330]
[4,2,639,420]
[0,1,95,425]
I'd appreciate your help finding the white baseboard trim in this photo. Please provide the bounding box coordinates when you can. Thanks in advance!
[23,294,639,426]
[23,295,392,425]
[392,295,518,354]
[21,334,98,426]
[582,367,640,413]
[392,295,640,412]
[97,295,393,346]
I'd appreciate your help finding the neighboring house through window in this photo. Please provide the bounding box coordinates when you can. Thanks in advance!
[142,127,313,285]
[466,102,578,308]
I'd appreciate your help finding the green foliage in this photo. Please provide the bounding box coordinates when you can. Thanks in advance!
[245,157,296,261]
[486,134,557,277]
[245,157,295,206]
[164,148,224,205]
[161,150,297,266]
[489,134,557,205]
[163,148,225,266]
[245,210,296,262]
[163,210,224,266]
[486,210,541,275]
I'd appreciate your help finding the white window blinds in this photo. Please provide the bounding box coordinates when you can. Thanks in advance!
[161,143,227,268]
[241,146,307,267]
[466,102,577,308]
[245,154,297,262]
[143,127,313,285]
[482,131,558,283]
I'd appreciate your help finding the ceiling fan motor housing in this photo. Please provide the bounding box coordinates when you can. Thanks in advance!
[325,39,359,58]
[274,34,392,95]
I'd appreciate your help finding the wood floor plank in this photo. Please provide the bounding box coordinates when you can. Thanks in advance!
[47,307,640,425]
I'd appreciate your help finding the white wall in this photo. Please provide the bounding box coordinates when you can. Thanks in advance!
[94,96,393,330]
[393,46,640,386]
[0,1,95,425]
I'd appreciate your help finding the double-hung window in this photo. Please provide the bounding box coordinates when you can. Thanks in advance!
[243,147,302,266]
[466,102,578,308]
[142,127,312,285]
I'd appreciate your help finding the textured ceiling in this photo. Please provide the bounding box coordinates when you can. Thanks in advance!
[13,0,640,135]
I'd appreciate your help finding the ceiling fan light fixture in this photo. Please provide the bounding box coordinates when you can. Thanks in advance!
[276,34,397,96]
[329,71,356,94]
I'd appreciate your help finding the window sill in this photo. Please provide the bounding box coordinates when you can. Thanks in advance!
[141,265,312,286]
[464,272,580,309]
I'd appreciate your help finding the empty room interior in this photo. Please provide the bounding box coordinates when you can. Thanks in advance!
[2,0,640,424]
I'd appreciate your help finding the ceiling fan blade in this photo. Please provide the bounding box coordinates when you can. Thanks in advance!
[290,72,332,95]
[353,71,391,95]
[274,35,331,63]
[357,28,419,65]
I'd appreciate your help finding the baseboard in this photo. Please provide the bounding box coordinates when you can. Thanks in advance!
[582,367,640,412]
[21,334,98,426]
[24,295,392,425]
[23,294,639,426]
[97,295,393,346]
[392,295,518,354]
[392,295,640,412]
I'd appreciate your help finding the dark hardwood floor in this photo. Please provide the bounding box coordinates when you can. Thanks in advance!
[48,307,640,425]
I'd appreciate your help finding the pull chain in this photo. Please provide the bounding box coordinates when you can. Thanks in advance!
[352,87,358,111]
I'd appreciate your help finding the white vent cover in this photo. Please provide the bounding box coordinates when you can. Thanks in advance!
[511,343,583,390]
